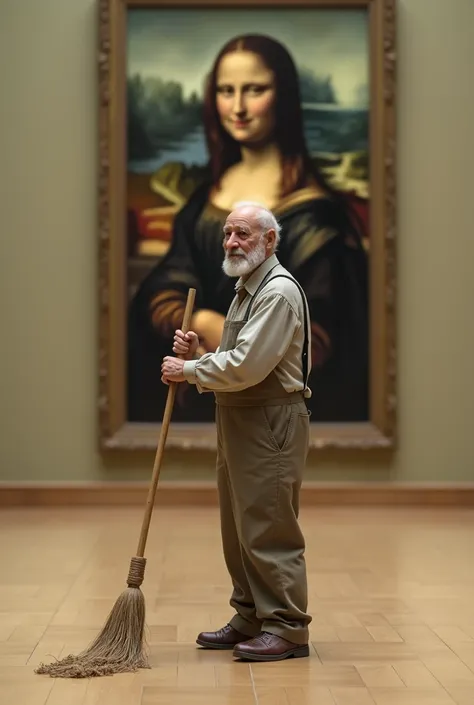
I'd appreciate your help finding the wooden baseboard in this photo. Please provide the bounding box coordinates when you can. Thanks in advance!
[0,482,473,507]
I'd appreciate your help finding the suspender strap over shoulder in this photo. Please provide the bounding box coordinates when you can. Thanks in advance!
[243,266,310,390]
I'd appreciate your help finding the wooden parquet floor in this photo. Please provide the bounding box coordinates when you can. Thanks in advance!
[1,504,474,704]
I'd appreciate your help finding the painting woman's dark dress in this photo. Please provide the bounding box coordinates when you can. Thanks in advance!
[127,179,369,425]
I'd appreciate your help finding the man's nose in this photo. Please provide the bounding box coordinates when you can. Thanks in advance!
[225,234,240,248]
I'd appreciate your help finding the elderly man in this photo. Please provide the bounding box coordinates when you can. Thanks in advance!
[161,201,312,662]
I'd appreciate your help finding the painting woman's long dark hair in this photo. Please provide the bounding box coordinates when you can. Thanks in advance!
[202,33,365,240]
[203,34,315,196]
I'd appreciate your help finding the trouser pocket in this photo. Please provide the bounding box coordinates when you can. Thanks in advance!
[262,404,295,453]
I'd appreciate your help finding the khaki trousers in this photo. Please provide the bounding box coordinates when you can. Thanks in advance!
[215,397,312,645]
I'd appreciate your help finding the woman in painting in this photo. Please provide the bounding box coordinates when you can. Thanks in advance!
[127,34,369,424]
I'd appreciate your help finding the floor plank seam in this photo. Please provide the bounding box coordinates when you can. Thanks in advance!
[249,663,260,705]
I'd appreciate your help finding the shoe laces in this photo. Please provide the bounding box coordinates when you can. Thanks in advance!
[218,624,234,638]
[259,632,275,645]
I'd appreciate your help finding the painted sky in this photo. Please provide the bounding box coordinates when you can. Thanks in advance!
[127,8,369,108]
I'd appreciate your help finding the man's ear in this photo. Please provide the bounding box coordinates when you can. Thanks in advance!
[265,228,276,250]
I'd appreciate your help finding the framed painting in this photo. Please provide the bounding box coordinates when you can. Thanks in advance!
[98,0,397,451]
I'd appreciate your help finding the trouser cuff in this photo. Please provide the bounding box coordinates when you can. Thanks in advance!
[229,614,261,638]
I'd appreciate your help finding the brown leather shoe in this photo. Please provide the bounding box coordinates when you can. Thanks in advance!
[233,632,310,661]
[196,624,250,650]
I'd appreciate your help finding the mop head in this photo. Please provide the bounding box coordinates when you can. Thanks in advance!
[35,557,150,678]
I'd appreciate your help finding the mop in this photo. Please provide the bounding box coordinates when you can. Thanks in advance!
[35,287,196,678]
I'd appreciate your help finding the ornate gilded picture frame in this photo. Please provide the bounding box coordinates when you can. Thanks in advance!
[98,0,396,451]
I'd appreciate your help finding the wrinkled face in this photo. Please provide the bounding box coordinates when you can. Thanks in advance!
[222,208,274,277]
[216,50,276,145]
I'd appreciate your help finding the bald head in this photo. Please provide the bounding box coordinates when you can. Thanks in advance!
[231,201,281,248]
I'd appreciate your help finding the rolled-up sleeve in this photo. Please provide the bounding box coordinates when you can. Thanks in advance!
[183,294,300,393]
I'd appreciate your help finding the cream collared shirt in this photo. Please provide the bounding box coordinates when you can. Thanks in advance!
[183,254,312,397]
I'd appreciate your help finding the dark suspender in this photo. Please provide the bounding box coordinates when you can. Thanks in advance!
[243,265,310,390]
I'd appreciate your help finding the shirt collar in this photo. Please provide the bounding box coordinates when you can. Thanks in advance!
[235,254,279,297]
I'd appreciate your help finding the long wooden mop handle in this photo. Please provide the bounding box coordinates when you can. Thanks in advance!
[135,287,196,558]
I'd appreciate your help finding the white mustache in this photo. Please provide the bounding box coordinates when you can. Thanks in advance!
[226,248,246,257]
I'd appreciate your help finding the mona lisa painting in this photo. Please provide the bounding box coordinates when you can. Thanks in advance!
[98,0,397,451]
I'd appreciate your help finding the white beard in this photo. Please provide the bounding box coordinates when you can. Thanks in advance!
[222,237,267,278]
